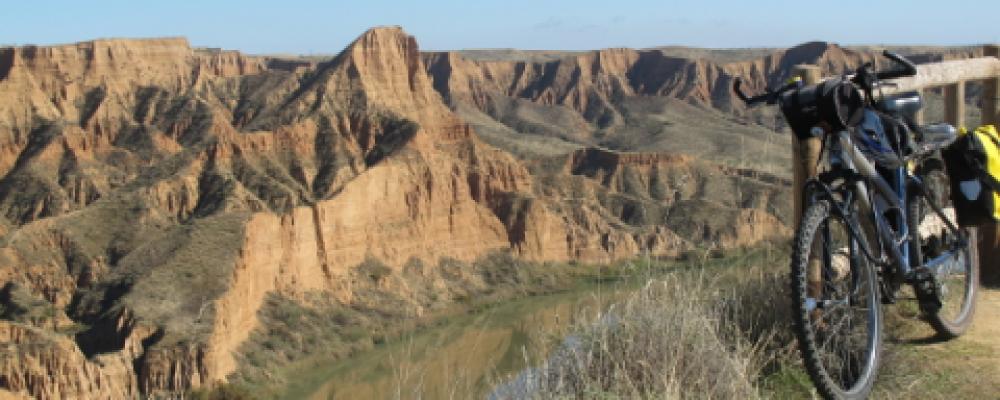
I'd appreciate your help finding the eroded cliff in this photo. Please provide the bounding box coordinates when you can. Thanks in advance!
[0,27,796,398]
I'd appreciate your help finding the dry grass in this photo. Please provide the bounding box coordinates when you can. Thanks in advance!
[490,246,797,399]
[491,242,1000,400]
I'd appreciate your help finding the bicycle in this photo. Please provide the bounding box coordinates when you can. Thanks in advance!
[734,51,979,400]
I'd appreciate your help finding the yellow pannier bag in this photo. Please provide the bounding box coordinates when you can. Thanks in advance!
[943,125,1000,226]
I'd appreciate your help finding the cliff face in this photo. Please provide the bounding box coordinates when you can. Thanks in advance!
[556,147,789,256]
[0,27,798,398]
[0,312,154,399]
[425,41,975,121]
[422,43,978,175]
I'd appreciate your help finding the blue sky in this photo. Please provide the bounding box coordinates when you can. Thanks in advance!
[3,1,998,54]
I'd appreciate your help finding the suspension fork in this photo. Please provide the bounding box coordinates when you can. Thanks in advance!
[802,177,869,303]
[803,177,879,265]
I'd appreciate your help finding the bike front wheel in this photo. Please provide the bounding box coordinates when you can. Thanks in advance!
[791,199,882,400]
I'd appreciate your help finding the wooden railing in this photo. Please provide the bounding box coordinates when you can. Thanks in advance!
[791,44,1000,284]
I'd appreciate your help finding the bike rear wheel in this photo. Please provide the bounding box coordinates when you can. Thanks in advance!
[792,199,882,400]
[908,166,979,338]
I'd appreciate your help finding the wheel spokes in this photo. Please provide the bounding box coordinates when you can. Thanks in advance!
[807,215,875,391]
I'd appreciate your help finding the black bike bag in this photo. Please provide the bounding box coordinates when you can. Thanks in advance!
[780,78,865,140]
[943,125,1000,226]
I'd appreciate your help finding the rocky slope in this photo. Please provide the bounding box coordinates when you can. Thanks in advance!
[0,26,910,398]
[423,43,979,173]
[426,41,979,119]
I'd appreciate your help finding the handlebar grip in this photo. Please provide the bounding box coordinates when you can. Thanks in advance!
[733,77,774,106]
[733,77,752,102]
[877,50,917,80]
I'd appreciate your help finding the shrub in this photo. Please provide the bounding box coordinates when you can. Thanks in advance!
[495,250,793,399]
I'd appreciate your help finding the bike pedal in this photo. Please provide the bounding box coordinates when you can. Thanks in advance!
[912,276,943,313]
[919,298,942,314]
[905,266,933,284]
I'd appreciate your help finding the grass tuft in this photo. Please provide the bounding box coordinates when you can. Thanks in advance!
[517,258,792,399]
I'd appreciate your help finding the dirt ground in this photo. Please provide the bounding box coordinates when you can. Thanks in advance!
[876,287,1000,399]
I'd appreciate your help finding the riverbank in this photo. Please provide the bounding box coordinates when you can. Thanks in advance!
[191,241,1000,399]
[279,280,632,399]
[190,246,783,399]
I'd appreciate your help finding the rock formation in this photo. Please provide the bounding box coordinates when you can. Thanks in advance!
[425,41,978,120]
[5,26,953,397]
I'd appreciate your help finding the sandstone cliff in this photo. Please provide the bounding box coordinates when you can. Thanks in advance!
[423,43,979,174]
[0,27,798,398]
[426,41,978,119]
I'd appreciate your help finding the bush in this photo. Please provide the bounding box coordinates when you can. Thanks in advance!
[494,250,793,399]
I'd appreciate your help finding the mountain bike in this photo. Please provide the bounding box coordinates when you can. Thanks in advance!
[734,51,979,400]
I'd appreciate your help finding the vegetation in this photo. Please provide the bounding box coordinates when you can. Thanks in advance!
[510,244,1000,399]
[225,250,700,397]
[191,242,1000,399]
[507,245,794,399]
[0,282,61,327]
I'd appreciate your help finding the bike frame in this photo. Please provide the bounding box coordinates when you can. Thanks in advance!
[805,129,969,287]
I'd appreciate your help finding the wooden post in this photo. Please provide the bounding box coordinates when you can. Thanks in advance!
[984,45,1000,126]
[792,65,823,227]
[944,81,966,128]
[981,45,1000,286]
[791,64,826,294]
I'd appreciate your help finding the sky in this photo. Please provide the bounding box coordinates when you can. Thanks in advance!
[3,0,999,55]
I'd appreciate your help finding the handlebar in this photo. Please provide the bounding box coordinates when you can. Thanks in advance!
[733,50,918,107]
[733,77,802,106]
[876,50,917,80]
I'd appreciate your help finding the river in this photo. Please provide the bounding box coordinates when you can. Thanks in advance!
[278,280,639,399]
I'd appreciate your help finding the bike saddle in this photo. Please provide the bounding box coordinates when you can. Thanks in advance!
[878,91,923,118]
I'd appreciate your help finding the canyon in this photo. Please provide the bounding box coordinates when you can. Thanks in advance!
[0,26,972,398]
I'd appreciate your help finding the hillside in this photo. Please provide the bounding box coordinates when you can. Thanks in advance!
[0,26,977,398]
[424,42,980,171]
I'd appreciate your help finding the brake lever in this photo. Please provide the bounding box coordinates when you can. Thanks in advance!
[882,50,917,76]
[734,77,801,106]
[768,78,803,104]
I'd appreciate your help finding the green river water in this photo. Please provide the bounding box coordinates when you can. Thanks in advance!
[279,280,639,399]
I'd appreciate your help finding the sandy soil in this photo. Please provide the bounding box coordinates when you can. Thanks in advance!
[884,287,1000,398]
